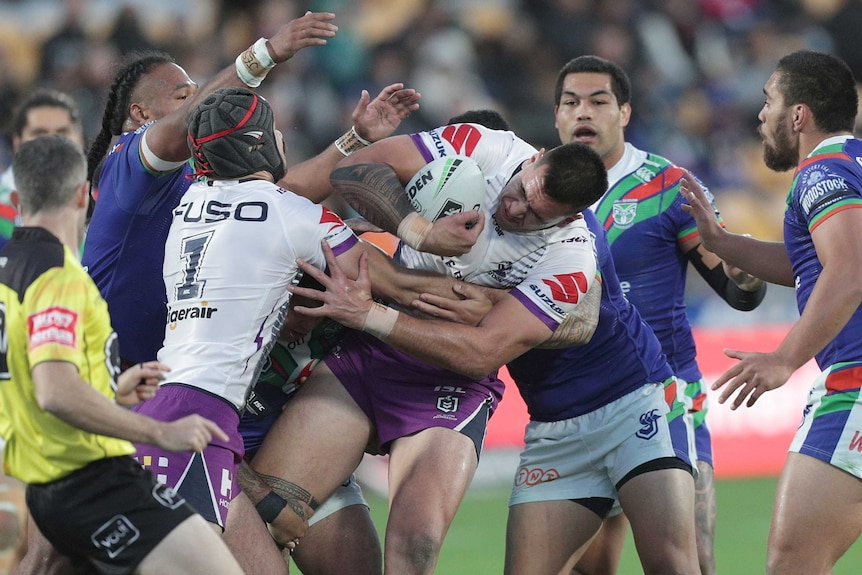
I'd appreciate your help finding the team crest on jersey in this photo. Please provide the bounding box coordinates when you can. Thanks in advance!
[436,395,459,413]
[612,199,638,228]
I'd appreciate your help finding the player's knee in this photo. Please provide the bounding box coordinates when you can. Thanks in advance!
[390,530,441,573]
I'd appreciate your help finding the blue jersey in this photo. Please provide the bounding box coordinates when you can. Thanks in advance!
[784,136,862,368]
[82,125,192,364]
[592,143,715,383]
[506,209,673,422]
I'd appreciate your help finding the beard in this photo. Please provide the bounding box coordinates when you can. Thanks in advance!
[762,113,798,172]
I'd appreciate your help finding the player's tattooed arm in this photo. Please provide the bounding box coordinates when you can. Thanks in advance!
[331,162,416,234]
[538,278,601,349]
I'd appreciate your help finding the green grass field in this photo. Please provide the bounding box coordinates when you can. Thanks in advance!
[356,476,862,574]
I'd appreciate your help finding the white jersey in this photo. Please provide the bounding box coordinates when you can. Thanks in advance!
[403,124,597,330]
[159,179,357,409]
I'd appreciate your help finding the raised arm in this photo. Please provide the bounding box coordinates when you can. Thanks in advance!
[281,83,420,203]
[680,171,793,286]
[146,12,338,162]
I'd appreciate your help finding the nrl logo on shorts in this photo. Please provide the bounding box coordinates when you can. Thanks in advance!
[612,199,638,228]
[436,395,459,413]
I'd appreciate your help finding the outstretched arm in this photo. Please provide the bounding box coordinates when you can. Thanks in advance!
[281,83,421,202]
[680,171,793,286]
[291,243,570,379]
[711,207,862,408]
[146,12,338,162]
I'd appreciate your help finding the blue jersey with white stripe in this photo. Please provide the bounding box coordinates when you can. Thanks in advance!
[506,209,673,422]
[82,125,193,364]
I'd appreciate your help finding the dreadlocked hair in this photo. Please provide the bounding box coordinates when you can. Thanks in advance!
[86,51,176,187]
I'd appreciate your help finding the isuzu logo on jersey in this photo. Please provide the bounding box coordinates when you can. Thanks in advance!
[612,199,638,228]
[91,515,140,559]
[28,306,77,349]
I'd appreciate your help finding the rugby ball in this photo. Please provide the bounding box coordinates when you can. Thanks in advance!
[404,155,485,221]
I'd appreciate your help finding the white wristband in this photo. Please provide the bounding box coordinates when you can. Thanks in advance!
[362,302,399,341]
[397,212,432,251]
[334,126,372,157]
[235,37,276,88]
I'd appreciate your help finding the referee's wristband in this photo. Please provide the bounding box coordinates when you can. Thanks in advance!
[255,491,288,523]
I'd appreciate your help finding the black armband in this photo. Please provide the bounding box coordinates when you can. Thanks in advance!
[688,246,767,311]
[255,491,288,523]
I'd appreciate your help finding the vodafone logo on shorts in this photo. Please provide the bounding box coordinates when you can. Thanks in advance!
[28,306,77,349]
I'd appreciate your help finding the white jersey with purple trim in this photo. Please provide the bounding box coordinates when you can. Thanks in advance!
[159,178,358,410]
[403,124,596,330]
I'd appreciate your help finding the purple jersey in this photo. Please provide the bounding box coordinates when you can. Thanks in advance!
[592,144,717,383]
[82,125,192,364]
[507,209,674,422]
[785,136,862,368]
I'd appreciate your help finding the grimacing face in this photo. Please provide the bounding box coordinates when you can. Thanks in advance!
[554,72,630,170]
[493,154,574,233]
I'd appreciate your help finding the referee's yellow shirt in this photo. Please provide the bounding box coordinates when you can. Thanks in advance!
[0,227,134,484]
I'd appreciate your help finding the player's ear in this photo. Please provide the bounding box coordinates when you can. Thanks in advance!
[9,190,21,213]
[74,182,90,210]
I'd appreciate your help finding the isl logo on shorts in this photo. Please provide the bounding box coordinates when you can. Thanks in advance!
[91,515,140,559]
[636,409,661,440]
[437,395,459,413]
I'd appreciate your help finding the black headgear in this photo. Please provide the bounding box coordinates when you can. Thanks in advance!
[187,87,285,182]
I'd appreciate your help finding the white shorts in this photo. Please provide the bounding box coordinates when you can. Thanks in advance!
[789,363,862,479]
[309,474,368,527]
[509,383,692,507]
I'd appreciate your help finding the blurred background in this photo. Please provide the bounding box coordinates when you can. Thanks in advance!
[2,1,862,571]
[2,0,856,324]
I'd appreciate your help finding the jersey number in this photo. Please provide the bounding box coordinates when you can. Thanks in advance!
[175,231,214,301]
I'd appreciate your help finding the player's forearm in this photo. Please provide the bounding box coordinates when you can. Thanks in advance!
[34,372,163,445]
[775,265,862,369]
[707,233,793,286]
[331,163,415,234]
[363,245,460,307]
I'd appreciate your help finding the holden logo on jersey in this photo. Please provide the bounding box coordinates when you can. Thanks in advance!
[636,408,661,440]
[612,199,638,229]
[167,301,218,330]
[436,395,459,414]
[91,515,140,559]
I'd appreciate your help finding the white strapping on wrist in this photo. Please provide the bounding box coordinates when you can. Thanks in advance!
[235,37,276,88]
[362,302,399,341]
[397,212,432,251]
[334,126,372,156]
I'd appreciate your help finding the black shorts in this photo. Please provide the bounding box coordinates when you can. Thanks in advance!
[26,456,196,575]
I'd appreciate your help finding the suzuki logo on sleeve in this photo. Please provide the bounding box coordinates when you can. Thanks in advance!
[91,515,140,559]
[440,124,482,156]
[542,272,588,304]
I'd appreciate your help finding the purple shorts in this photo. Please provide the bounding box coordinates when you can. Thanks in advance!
[132,384,243,528]
[325,330,504,454]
